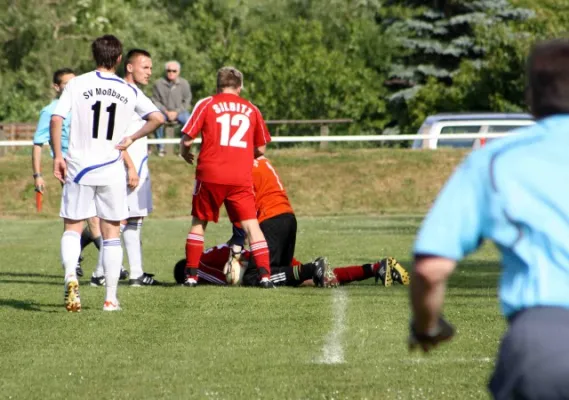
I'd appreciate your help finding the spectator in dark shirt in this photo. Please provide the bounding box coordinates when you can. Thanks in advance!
[151,60,192,156]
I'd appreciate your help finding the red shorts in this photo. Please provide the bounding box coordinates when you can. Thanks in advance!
[191,180,257,223]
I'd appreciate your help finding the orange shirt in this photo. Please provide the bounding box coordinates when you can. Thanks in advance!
[253,157,294,223]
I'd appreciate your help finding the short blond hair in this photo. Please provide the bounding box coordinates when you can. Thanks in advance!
[217,66,243,91]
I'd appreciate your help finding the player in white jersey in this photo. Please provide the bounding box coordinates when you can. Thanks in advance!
[90,48,160,287]
[50,35,164,312]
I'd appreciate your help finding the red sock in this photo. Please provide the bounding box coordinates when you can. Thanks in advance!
[291,257,303,267]
[251,240,271,279]
[333,263,377,284]
[185,233,204,278]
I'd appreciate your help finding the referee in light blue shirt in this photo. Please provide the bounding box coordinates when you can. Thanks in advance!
[410,38,569,400]
[31,68,74,193]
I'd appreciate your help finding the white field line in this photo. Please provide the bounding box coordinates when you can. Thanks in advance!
[403,357,493,364]
[315,288,348,364]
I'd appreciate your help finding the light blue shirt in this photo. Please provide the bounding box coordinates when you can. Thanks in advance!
[32,99,70,157]
[414,115,569,317]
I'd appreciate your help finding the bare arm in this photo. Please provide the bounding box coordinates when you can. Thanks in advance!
[116,111,165,150]
[131,111,165,141]
[50,116,66,184]
[180,135,195,164]
[50,116,63,160]
[410,255,456,333]
[122,150,139,189]
[254,145,266,158]
[32,145,46,192]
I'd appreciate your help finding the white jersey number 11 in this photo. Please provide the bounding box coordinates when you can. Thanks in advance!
[91,101,117,140]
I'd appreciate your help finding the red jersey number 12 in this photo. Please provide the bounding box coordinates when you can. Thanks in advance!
[216,113,249,148]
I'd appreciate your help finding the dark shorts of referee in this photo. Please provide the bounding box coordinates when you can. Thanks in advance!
[489,306,569,400]
[242,213,297,286]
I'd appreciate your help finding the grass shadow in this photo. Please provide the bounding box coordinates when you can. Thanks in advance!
[0,279,61,286]
[0,272,61,279]
[0,299,61,312]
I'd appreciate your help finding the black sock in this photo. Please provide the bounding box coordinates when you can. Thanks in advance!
[80,227,93,250]
[93,236,102,251]
[269,264,315,286]
[297,263,316,282]
[188,267,198,277]
[362,263,374,279]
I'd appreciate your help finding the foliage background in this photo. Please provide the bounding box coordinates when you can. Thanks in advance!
[0,0,566,135]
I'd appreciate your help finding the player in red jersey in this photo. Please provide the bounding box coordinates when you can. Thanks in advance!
[179,66,274,288]
[173,244,409,287]
[231,155,409,287]
[239,156,297,267]
[173,154,411,287]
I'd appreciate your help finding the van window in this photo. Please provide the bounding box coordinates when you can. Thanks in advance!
[487,125,523,133]
[437,125,481,148]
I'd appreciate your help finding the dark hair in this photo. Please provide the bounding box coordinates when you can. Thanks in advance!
[91,35,123,69]
[124,48,151,74]
[53,68,74,85]
[527,38,569,119]
[217,66,243,92]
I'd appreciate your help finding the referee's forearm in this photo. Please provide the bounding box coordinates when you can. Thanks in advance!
[32,145,43,175]
[410,256,455,333]
[411,275,446,333]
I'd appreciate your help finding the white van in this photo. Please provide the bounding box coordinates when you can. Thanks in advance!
[411,113,535,149]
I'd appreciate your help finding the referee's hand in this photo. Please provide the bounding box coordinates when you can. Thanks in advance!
[409,316,455,353]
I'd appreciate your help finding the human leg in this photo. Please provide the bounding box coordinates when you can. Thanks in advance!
[154,111,168,155]
[62,219,84,312]
[332,258,409,287]
[240,219,271,282]
[100,219,122,309]
[184,180,225,287]
[224,185,272,285]
[95,182,129,310]
[489,307,569,399]
[185,217,207,286]
[123,216,158,285]
[257,213,297,267]
[60,181,98,312]
[176,110,190,126]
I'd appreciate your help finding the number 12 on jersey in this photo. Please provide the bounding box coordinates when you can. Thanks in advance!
[91,101,117,140]
[216,113,249,148]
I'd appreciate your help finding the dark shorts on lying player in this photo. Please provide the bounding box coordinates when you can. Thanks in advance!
[230,213,297,268]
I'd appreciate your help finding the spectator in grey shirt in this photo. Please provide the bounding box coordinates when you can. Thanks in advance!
[151,60,192,156]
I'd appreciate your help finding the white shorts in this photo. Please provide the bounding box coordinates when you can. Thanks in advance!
[60,180,128,221]
[127,177,153,218]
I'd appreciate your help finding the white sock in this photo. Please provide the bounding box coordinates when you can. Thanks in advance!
[93,237,105,277]
[103,238,123,303]
[123,220,144,279]
[61,231,81,281]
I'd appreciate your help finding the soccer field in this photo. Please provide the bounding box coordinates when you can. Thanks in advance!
[0,215,504,399]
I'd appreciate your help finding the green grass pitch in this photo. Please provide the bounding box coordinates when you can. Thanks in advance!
[0,216,504,399]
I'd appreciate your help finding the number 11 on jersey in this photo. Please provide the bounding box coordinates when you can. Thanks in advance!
[91,101,117,140]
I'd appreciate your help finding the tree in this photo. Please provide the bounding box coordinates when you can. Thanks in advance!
[381,0,534,133]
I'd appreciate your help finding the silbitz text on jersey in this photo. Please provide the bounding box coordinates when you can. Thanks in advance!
[213,102,253,117]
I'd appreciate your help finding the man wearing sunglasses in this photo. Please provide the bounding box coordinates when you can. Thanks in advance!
[151,60,192,156]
